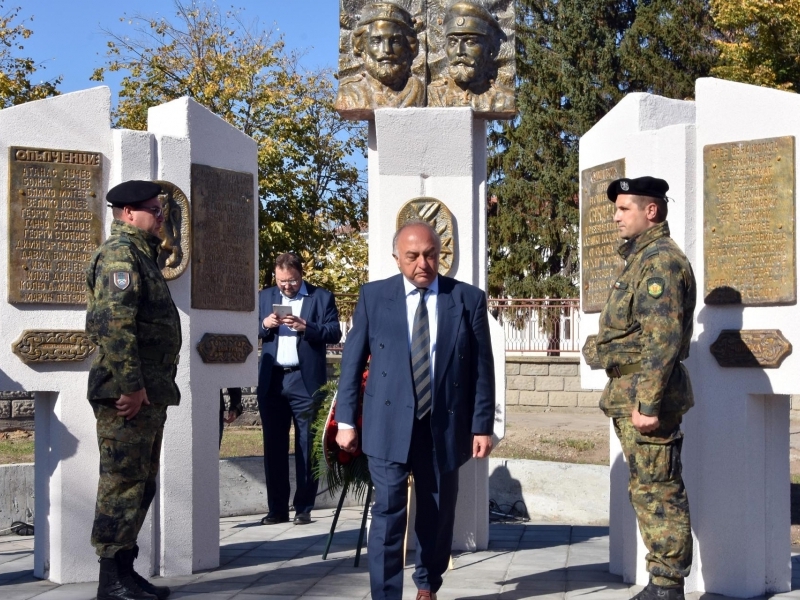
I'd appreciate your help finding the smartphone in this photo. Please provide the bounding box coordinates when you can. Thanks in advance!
[272,304,293,318]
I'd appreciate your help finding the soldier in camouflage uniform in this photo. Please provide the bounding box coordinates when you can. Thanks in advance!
[85,180,182,600]
[595,176,696,600]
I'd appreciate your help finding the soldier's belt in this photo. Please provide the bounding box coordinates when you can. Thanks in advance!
[605,362,641,378]
[139,347,180,365]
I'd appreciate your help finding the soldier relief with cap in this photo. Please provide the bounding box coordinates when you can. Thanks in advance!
[595,176,696,600]
[428,0,515,117]
[85,180,182,600]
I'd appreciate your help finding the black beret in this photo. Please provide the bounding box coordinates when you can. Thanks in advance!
[607,176,669,202]
[106,180,163,207]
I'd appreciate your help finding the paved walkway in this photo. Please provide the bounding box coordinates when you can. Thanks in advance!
[2,508,800,599]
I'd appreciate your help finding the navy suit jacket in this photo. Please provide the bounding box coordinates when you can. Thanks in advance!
[257,282,341,402]
[337,274,495,473]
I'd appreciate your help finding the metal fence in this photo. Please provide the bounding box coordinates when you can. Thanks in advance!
[329,294,580,354]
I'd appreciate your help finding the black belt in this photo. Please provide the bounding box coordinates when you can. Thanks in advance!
[139,348,180,365]
[605,362,641,378]
[274,365,300,373]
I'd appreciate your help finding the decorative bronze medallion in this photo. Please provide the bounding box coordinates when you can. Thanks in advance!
[581,335,602,370]
[709,329,792,368]
[154,181,191,280]
[12,330,96,363]
[196,333,253,364]
[580,158,625,313]
[8,146,103,305]
[396,197,455,276]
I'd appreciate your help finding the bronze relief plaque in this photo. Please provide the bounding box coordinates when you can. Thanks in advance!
[155,181,191,280]
[196,333,253,364]
[426,0,516,119]
[9,147,103,305]
[191,164,255,311]
[396,197,455,276]
[580,159,625,313]
[704,136,796,305]
[709,329,792,368]
[12,330,97,363]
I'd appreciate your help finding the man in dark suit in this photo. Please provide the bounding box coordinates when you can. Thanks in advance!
[257,252,341,525]
[336,221,495,600]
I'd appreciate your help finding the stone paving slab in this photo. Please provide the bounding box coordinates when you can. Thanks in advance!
[2,507,800,599]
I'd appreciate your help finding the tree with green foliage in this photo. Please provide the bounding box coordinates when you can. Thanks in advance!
[91,0,367,291]
[710,0,800,91]
[488,0,718,301]
[0,2,60,108]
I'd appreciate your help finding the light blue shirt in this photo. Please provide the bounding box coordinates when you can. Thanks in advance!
[402,275,438,385]
[275,282,308,367]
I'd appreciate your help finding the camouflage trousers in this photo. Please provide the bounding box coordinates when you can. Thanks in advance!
[91,401,168,558]
[613,416,692,587]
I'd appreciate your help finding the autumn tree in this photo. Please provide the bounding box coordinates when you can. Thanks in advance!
[0,2,61,107]
[488,0,718,299]
[710,0,800,91]
[91,1,367,290]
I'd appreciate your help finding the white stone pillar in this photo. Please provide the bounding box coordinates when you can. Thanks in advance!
[369,108,505,551]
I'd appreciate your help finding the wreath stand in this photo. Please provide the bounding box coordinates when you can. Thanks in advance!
[322,481,373,566]
[321,476,417,567]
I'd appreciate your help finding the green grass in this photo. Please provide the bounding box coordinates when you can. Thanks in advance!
[0,434,35,465]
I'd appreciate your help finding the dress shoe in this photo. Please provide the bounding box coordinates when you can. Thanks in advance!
[293,512,311,525]
[130,545,170,599]
[632,581,685,600]
[415,590,437,600]
[260,512,290,525]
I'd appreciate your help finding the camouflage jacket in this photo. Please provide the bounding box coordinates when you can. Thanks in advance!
[596,222,696,418]
[85,220,182,405]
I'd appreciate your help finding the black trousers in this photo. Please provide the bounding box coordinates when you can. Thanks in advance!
[257,369,319,515]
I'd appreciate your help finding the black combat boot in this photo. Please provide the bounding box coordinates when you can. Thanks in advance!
[632,581,685,600]
[96,552,156,600]
[129,545,171,600]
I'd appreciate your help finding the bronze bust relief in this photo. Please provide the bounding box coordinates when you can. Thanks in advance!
[336,0,515,120]
[336,1,426,120]
[427,0,515,119]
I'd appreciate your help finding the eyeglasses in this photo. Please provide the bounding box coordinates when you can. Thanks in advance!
[276,279,299,286]
[130,205,164,218]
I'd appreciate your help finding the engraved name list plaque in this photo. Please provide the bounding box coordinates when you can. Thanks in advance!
[704,136,796,305]
[9,147,103,305]
[580,159,625,313]
[191,164,255,311]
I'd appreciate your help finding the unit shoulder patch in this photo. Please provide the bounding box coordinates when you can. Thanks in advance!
[111,271,132,292]
[646,277,665,299]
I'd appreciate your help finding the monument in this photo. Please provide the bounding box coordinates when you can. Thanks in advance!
[335,0,513,551]
[579,78,800,596]
[0,87,258,583]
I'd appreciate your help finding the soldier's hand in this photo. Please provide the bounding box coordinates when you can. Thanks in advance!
[223,410,239,424]
[472,435,493,458]
[263,314,281,329]
[335,428,358,453]
[631,408,659,433]
[116,389,150,420]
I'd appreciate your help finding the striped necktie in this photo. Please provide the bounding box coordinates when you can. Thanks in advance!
[412,288,432,419]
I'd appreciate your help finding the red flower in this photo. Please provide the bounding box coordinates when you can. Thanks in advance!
[338,450,353,464]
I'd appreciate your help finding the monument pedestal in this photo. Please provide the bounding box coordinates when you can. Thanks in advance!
[580,79,800,596]
[1,88,258,583]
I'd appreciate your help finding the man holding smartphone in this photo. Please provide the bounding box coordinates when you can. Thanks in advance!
[256,252,342,525]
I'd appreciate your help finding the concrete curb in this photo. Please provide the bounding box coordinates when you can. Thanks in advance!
[1,457,609,535]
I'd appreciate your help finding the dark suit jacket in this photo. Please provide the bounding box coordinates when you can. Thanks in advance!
[257,282,342,402]
[337,274,495,473]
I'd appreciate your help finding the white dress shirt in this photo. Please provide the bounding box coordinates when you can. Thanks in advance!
[275,282,307,367]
